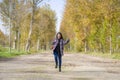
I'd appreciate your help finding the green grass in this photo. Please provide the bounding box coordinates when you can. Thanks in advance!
[0,50,28,58]
[0,46,30,58]
[85,52,120,60]
[65,50,120,60]
[0,45,52,58]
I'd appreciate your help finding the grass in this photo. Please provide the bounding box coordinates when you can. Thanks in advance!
[0,46,30,58]
[0,50,28,58]
[65,50,120,60]
[84,52,120,60]
[1,45,120,60]
[0,46,51,58]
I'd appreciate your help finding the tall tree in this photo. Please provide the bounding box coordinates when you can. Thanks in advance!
[25,0,43,52]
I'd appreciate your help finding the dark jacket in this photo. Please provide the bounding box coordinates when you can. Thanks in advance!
[52,39,70,55]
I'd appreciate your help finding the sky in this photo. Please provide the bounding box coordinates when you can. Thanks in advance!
[46,0,66,32]
[0,0,66,34]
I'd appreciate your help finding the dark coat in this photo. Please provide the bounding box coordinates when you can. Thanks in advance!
[52,39,70,55]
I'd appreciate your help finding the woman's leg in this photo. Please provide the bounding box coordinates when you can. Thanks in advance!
[53,51,58,68]
[58,54,62,72]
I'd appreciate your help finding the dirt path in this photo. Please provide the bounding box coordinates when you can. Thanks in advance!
[0,52,120,80]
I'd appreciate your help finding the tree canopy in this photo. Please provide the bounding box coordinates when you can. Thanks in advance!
[60,0,120,53]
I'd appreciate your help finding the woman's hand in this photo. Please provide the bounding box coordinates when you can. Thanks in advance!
[63,38,70,45]
[66,38,70,43]
[67,38,70,42]
[51,46,54,50]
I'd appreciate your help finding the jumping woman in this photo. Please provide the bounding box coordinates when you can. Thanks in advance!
[52,32,70,72]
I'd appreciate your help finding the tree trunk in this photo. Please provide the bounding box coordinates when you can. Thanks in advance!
[100,43,104,53]
[37,38,40,51]
[17,31,20,51]
[13,30,18,49]
[110,35,112,54]
[109,23,112,54]
[84,27,87,53]
[84,40,87,53]
[102,44,104,53]
[116,44,119,52]
[9,24,12,53]
[9,0,12,53]
[25,5,34,52]
[13,36,17,49]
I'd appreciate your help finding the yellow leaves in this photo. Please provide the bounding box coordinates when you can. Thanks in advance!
[61,0,120,52]
[83,18,90,26]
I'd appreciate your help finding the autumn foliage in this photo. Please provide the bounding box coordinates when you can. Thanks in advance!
[60,0,120,53]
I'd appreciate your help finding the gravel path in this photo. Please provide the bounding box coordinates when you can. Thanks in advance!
[0,52,120,80]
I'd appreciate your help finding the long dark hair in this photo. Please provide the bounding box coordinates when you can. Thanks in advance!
[56,32,64,40]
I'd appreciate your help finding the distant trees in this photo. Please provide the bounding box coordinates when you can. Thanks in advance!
[60,0,120,54]
[0,0,56,52]
[0,30,7,46]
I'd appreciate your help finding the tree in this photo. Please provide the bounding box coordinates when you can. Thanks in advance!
[25,0,43,52]
[32,5,56,51]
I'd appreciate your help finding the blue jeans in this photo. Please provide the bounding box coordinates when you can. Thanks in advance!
[53,51,62,68]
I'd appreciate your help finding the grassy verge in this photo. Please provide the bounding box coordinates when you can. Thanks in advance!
[0,50,29,58]
[78,51,120,60]
[87,52,120,60]
[65,51,120,60]
[0,46,30,58]
[0,46,51,58]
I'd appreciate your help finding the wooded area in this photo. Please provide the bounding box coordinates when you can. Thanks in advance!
[60,0,120,54]
[0,0,56,53]
[0,0,120,56]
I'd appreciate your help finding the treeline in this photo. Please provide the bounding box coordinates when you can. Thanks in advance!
[0,0,56,52]
[61,0,120,54]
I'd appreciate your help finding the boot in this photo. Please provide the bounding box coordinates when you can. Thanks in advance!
[59,67,61,72]
[55,65,57,68]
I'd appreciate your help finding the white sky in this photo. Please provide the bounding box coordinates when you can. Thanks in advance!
[47,0,66,32]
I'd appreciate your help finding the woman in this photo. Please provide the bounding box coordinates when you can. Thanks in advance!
[52,32,70,72]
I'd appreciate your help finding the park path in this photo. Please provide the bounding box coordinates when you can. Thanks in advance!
[0,52,120,80]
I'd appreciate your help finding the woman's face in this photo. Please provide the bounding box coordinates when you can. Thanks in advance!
[57,33,61,39]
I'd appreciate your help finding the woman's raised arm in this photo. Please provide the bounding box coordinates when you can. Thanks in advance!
[63,39,70,45]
